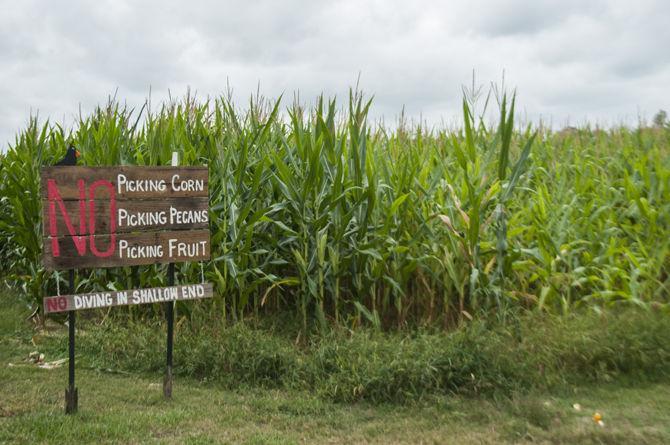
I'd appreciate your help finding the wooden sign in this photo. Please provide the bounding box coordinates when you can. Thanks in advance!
[42,198,209,234]
[43,283,213,314]
[42,159,213,412]
[41,166,210,270]
[41,166,208,200]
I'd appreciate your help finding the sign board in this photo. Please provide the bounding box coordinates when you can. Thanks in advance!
[44,283,213,314]
[40,166,210,270]
[41,161,214,411]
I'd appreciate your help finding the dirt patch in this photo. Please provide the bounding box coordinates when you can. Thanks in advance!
[0,406,16,418]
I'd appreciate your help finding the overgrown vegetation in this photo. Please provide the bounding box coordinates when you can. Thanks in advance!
[0,86,668,331]
[4,352,669,444]
[30,307,669,404]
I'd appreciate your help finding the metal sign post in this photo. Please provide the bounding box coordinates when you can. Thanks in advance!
[65,269,77,414]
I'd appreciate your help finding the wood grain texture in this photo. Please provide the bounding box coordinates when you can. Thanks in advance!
[43,229,210,270]
[41,166,208,200]
[42,198,209,235]
[43,283,213,313]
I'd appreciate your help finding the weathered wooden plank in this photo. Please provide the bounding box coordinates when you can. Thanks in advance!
[43,229,210,270]
[43,283,213,314]
[41,166,208,200]
[42,198,209,236]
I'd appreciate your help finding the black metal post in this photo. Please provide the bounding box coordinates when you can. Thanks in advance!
[164,263,175,398]
[65,269,78,414]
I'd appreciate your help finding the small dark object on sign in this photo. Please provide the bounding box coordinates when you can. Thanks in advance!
[54,146,80,166]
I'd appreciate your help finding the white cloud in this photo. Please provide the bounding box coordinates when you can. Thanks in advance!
[1,0,668,150]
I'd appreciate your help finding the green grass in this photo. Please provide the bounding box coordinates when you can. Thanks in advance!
[2,335,670,444]
[1,290,666,405]
[2,293,670,443]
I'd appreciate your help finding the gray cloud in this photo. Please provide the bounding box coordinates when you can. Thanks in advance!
[1,0,669,150]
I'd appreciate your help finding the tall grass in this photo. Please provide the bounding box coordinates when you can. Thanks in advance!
[0,86,668,330]
[38,308,670,403]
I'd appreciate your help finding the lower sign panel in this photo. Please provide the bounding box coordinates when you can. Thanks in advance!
[43,229,210,270]
[44,283,213,314]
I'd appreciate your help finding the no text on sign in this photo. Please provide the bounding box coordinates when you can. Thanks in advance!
[41,166,211,270]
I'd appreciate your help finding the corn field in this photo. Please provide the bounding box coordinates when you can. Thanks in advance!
[1,88,668,330]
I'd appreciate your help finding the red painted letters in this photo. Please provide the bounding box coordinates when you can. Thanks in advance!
[47,179,87,256]
[46,179,116,258]
[46,296,68,312]
[88,180,116,257]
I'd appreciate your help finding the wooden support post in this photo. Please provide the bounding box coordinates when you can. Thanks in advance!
[163,151,179,399]
[65,269,78,414]
[164,263,175,398]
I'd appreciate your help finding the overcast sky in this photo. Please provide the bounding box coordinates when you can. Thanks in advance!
[1,0,669,150]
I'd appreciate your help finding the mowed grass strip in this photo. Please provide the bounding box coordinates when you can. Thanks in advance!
[1,297,670,444]
[2,357,670,444]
